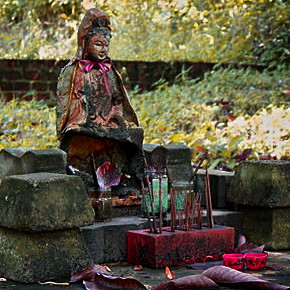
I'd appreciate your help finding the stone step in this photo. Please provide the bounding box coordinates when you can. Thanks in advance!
[81,216,148,264]
[80,210,243,265]
[0,172,94,232]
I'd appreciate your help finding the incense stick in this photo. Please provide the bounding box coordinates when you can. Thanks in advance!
[158,172,162,234]
[205,167,214,228]
[170,188,176,232]
[141,181,153,233]
[146,176,158,233]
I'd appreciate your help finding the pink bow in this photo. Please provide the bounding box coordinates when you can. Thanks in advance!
[79,59,111,96]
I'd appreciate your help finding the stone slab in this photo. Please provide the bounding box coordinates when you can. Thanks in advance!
[0,227,93,283]
[0,148,67,177]
[81,216,148,264]
[195,169,234,208]
[228,160,290,208]
[166,163,193,184]
[127,225,235,268]
[143,144,193,166]
[0,173,94,232]
[241,206,290,250]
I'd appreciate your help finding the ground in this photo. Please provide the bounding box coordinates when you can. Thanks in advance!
[1,251,289,289]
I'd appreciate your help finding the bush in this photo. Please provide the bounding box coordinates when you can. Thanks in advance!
[0,98,58,149]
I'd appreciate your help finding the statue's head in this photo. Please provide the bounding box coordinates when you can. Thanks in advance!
[77,8,112,60]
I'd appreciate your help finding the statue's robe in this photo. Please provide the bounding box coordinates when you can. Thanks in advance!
[56,60,144,193]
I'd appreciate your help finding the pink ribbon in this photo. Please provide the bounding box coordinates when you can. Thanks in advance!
[79,59,111,96]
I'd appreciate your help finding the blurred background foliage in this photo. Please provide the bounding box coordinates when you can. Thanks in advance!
[0,0,289,66]
[1,66,289,170]
[0,0,289,169]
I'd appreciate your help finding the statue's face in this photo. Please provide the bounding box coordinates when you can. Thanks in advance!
[86,33,110,61]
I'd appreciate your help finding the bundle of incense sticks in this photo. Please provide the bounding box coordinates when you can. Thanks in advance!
[142,165,168,234]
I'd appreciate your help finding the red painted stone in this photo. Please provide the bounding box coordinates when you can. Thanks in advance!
[127,225,235,268]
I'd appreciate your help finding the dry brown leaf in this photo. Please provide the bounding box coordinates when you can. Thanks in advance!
[152,274,219,290]
[71,264,147,290]
[202,265,290,290]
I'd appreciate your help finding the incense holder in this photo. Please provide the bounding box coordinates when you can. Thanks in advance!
[127,225,234,268]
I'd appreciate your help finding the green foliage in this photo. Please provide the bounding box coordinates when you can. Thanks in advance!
[130,66,290,168]
[180,64,290,118]
[0,0,289,66]
[0,67,289,169]
[0,98,58,149]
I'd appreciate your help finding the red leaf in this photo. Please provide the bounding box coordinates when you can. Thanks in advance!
[202,266,290,290]
[70,264,111,282]
[71,264,146,290]
[152,274,219,290]
[236,235,269,254]
[96,161,122,188]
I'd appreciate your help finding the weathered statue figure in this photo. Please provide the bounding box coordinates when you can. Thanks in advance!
[56,8,144,196]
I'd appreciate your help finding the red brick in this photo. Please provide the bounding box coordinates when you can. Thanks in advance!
[6,70,22,80]
[35,93,50,100]
[24,71,41,80]
[0,82,14,91]
[127,226,235,268]
[31,81,48,91]
[14,82,30,91]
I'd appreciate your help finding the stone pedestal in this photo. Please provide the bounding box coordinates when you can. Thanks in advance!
[0,172,94,283]
[228,161,290,250]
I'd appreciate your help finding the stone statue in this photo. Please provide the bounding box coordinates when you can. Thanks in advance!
[56,8,144,196]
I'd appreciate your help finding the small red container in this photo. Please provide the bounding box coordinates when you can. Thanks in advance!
[245,253,267,270]
[223,254,245,270]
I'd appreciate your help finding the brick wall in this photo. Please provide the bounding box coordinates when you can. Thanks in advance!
[0,59,217,101]
[0,60,67,101]
[0,59,265,102]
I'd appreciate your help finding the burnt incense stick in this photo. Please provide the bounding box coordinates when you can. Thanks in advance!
[205,167,214,228]
[159,173,162,234]
[189,150,208,183]
[141,181,153,233]
[170,188,176,232]
[195,193,202,229]
[146,175,158,233]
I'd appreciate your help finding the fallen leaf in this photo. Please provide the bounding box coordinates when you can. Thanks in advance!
[152,274,219,290]
[202,265,290,290]
[70,264,111,282]
[237,235,269,254]
[38,281,69,286]
[71,264,147,290]
[134,265,143,271]
[165,266,174,280]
